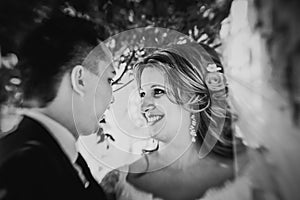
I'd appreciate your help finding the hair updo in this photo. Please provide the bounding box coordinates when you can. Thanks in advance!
[134,43,245,158]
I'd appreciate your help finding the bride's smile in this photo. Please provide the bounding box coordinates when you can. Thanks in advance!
[144,113,165,126]
[139,67,190,142]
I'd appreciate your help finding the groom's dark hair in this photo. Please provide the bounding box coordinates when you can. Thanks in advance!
[17,13,107,107]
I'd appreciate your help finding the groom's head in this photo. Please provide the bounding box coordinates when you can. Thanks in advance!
[17,14,116,136]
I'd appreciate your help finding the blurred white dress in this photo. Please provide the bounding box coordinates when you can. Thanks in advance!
[102,164,252,200]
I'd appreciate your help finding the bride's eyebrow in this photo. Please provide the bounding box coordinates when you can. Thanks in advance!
[150,84,165,89]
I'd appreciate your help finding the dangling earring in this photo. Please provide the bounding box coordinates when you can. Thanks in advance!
[190,114,197,142]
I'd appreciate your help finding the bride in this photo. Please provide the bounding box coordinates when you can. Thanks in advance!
[101,43,249,200]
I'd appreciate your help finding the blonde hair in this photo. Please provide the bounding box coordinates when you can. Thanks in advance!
[134,43,244,158]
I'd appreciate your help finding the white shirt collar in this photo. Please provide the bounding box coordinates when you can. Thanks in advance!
[18,109,78,163]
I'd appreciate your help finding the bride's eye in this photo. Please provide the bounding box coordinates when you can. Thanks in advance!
[153,88,165,98]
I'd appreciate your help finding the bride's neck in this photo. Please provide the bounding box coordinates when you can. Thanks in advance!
[158,131,199,170]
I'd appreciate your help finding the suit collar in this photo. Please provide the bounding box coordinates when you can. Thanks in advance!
[18,109,78,163]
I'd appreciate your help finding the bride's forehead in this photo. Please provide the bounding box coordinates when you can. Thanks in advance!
[140,67,165,87]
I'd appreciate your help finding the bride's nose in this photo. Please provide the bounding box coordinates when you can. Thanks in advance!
[141,95,155,113]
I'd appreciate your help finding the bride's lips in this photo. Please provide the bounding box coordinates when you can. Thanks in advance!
[144,113,165,126]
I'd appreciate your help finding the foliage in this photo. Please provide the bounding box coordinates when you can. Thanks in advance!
[0,0,233,107]
[0,0,60,106]
[63,0,233,87]
[0,0,60,54]
[67,0,232,44]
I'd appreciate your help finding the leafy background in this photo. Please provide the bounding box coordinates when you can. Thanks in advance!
[0,0,233,107]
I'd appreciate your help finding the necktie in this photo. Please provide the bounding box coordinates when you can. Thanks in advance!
[74,153,91,188]
[75,153,106,198]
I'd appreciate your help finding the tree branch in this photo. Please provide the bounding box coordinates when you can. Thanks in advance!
[112,50,136,85]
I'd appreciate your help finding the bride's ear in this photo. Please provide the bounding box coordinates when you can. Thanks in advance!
[70,65,85,96]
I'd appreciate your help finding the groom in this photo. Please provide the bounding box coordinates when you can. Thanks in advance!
[0,14,115,200]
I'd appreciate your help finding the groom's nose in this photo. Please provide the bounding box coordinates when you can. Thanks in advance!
[106,96,115,110]
[110,95,115,104]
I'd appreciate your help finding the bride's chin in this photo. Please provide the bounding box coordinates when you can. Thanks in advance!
[148,123,166,138]
[150,131,167,143]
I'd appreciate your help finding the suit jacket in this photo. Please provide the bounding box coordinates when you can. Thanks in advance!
[0,116,107,200]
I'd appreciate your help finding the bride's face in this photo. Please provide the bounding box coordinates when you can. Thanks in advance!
[139,67,190,143]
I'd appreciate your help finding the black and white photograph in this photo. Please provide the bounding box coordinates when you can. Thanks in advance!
[1,0,300,200]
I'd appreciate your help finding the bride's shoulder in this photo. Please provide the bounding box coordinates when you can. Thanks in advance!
[100,164,130,194]
[101,160,164,200]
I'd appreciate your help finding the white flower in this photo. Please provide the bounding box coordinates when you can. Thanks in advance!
[205,72,226,91]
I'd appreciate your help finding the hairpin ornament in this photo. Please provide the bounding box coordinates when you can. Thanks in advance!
[206,63,221,72]
[205,63,226,92]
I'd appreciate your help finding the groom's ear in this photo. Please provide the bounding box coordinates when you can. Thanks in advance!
[70,65,86,97]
